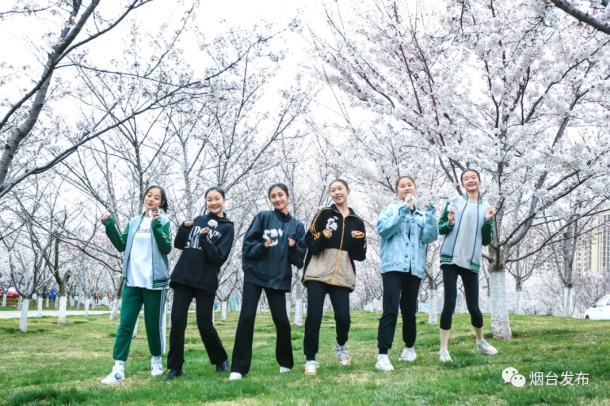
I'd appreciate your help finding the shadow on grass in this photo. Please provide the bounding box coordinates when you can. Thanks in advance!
[8,388,88,406]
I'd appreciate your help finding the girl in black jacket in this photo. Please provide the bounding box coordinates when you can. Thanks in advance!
[163,187,235,381]
[229,183,307,380]
[302,179,367,375]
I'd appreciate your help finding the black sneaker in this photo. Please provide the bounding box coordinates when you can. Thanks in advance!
[162,369,183,382]
[216,359,230,373]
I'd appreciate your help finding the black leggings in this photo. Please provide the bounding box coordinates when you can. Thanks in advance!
[440,264,483,330]
[231,282,293,375]
[377,271,422,353]
[303,281,351,361]
[167,283,228,370]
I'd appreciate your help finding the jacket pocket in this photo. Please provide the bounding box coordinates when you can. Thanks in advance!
[305,249,337,281]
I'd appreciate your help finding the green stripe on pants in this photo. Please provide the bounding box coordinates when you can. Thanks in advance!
[113,284,167,361]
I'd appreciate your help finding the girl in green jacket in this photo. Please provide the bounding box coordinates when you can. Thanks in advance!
[100,185,172,385]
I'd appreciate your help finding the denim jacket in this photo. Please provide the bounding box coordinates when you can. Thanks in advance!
[377,202,439,279]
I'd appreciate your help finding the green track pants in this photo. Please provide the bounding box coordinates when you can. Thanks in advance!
[113,284,167,361]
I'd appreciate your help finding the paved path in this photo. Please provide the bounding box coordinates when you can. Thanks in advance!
[0,310,111,319]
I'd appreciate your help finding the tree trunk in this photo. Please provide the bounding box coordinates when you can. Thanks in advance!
[70,295,75,307]
[562,286,574,317]
[84,297,90,316]
[489,270,512,339]
[19,299,30,332]
[221,300,228,322]
[133,314,140,338]
[168,296,172,329]
[515,287,522,315]
[109,298,119,321]
[17,296,23,310]
[428,288,438,325]
[45,296,49,308]
[286,298,292,316]
[294,298,303,327]
[37,296,43,317]
[212,305,215,326]
[58,295,68,324]
[2,294,6,307]
[161,298,167,354]
[458,292,467,314]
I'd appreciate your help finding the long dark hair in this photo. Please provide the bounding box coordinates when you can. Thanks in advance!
[144,185,169,212]
[329,178,349,191]
[268,183,290,198]
[460,169,481,184]
[395,176,416,191]
[205,186,226,199]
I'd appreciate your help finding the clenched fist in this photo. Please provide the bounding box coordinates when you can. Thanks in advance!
[448,212,455,226]
[485,207,496,222]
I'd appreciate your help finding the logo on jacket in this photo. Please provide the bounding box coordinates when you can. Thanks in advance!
[263,228,283,247]
[326,217,338,231]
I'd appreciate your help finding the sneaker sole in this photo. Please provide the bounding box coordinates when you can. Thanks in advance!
[399,357,416,362]
[304,371,317,375]
[375,365,394,372]
[338,355,351,367]
[480,350,498,355]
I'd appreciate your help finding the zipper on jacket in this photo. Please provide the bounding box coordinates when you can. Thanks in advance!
[469,203,481,270]
[448,199,467,259]
[331,214,347,284]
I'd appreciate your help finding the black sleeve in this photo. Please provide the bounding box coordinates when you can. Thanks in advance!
[243,213,269,260]
[174,222,193,250]
[288,221,307,269]
[202,224,235,266]
[305,209,328,256]
[348,220,367,262]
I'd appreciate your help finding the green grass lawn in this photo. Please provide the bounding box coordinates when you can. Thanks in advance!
[1,311,609,405]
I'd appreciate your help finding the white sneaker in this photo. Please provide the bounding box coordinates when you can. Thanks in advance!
[476,339,498,355]
[336,344,351,367]
[375,354,394,372]
[438,350,452,362]
[101,367,125,385]
[399,347,417,362]
[229,372,242,381]
[151,359,163,377]
[304,361,319,375]
[280,367,291,374]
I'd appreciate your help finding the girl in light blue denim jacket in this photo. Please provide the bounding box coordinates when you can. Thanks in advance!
[374,176,438,372]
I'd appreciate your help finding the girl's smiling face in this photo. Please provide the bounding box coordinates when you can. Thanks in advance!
[396,177,416,201]
[269,187,289,212]
[144,187,164,212]
[461,171,480,194]
[330,181,350,205]
[206,190,225,215]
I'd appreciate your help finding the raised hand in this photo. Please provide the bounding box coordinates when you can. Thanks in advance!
[448,212,455,226]
[323,229,333,239]
[288,238,296,247]
[101,214,110,222]
[183,221,194,228]
[485,207,496,221]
